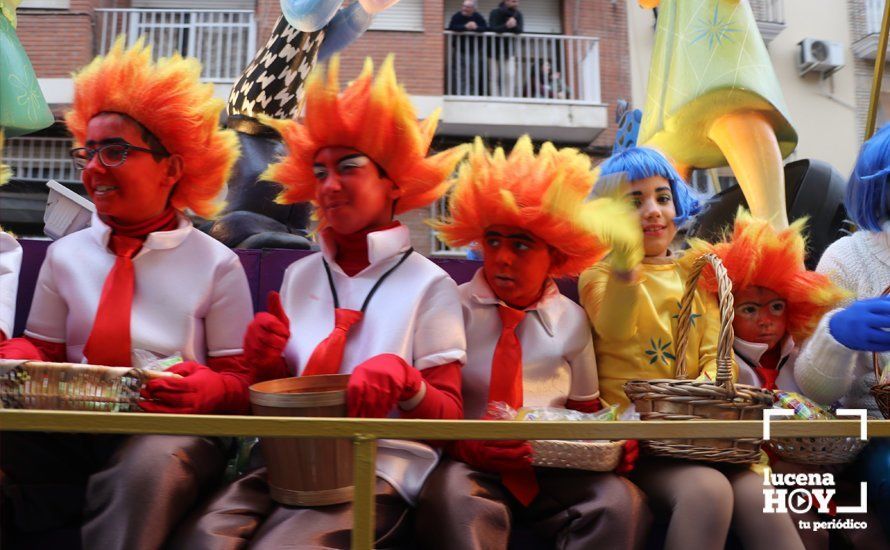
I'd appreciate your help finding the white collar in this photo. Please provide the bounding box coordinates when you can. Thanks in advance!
[467,268,561,337]
[319,224,412,274]
[89,212,193,254]
[734,334,795,366]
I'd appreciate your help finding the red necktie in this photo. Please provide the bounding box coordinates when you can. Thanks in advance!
[302,308,365,376]
[82,235,143,367]
[488,305,526,408]
[487,305,538,505]
[755,366,779,390]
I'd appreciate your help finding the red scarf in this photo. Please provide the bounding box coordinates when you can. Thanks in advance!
[82,207,178,367]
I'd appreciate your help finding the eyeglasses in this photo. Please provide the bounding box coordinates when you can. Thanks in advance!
[70,143,169,170]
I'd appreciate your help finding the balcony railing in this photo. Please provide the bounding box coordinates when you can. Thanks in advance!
[750,0,785,25]
[866,0,884,35]
[4,137,80,185]
[444,31,601,104]
[95,8,257,83]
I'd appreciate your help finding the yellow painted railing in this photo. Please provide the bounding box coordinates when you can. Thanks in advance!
[1,410,888,549]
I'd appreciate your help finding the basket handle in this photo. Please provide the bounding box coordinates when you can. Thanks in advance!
[0,359,181,379]
[673,253,736,394]
[874,284,890,382]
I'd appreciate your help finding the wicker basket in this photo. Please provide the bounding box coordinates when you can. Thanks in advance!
[767,425,869,465]
[870,285,890,420]
[0,359,174,412]
[624,253,774,464]
[531,439,624,471]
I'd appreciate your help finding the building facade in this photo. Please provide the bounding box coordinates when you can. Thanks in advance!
[5,0,633,255]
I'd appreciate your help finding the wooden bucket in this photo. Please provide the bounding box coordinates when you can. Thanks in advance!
[249,374,353,506]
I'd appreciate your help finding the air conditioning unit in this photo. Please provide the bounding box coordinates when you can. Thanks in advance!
[798,38,845,76]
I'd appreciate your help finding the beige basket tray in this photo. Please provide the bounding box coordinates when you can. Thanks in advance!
[0,359,176,412]
[624,254,774,465]
[768,429,869,465]
[531,439,624,471]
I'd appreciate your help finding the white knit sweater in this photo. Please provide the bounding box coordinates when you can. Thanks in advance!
[794,223,890,417]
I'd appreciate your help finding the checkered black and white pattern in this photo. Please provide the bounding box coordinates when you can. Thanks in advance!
[227,15,326,122]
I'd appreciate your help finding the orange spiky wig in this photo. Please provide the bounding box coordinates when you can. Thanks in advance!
[65,37,239,218]
[684,209,848,342]
[434,135,630,278]
[261,55,467,221]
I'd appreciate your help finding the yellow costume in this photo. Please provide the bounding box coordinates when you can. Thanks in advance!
[579,256,728,411]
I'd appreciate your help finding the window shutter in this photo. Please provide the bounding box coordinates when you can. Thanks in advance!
[369,0,424,32]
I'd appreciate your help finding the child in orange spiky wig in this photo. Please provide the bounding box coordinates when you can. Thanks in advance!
[434,135,639,279]
[261,54,466,226]
[412,137,649,550]
[187,56,469,548]
[65,36,239,219]
[0,37,256,547]
[683,209,847,391]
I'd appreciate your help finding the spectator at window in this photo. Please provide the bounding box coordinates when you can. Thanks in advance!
[487,0,523,96]
[489,0,523,34]
[448,1,487,95]
[448,0,487,32]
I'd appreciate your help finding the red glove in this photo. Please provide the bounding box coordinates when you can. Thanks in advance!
[450,438,539,505]
[244,292,290,382]
[140,358,250,414]
[566,397,603,414]
[347,354,423,418]
[449,439,533,474]
[0,335,67,362]
[616,440,639,474]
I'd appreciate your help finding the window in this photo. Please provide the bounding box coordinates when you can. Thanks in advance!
[369,0,423,32]
[19,0,70,8]
[4,136,80,185]
[429,195,472,257]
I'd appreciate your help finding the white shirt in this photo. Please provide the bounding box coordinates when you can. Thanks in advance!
[734,336,800,393]
[460,269,600,420]
[0,232,22,339]
[278,224,466,505]
[25,213,253,364]
[794,224,890,415]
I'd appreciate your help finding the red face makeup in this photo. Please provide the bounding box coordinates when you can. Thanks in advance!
[481,225,553,310]
[81,113,180,224]
[313,146,401,235]
[733,286,788,350]
[627,175,678,259]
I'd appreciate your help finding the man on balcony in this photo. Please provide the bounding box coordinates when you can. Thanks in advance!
[448,1,488,95]
[488,0,524,97]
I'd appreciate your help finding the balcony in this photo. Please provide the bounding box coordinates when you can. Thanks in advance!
[853,0,886,59]
[1,136,81,227]
[440,31,607,144]
[750,0,786,44]
[95,8,257,83]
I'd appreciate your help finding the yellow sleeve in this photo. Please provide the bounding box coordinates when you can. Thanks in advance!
[578,263,643,342]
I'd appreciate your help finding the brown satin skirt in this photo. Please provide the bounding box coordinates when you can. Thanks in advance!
[170,467,413,550]
[1,432,226,550]
[414,458,651,550]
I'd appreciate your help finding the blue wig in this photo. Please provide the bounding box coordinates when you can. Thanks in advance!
[847,124,890,232]
[597,147,701,225]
